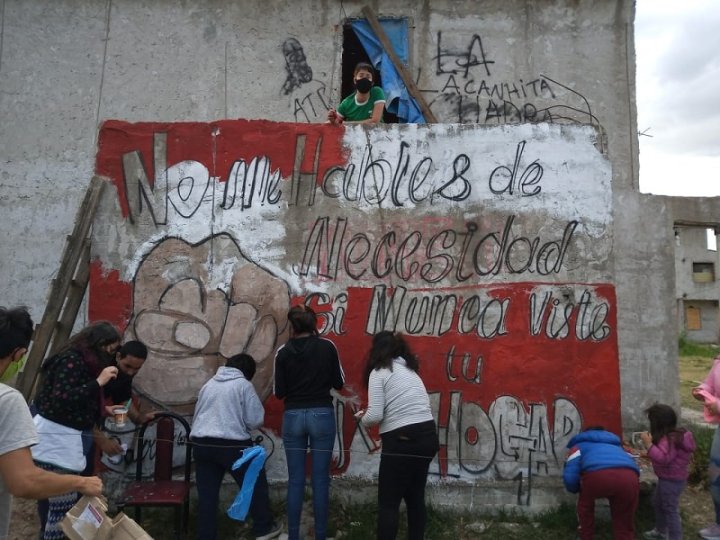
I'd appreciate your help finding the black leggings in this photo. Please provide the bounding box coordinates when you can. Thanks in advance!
[377,420,439,540]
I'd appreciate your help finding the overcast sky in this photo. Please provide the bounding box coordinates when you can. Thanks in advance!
[635,0,720,197]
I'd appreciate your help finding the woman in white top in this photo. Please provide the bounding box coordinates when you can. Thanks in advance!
[357,331,439,540]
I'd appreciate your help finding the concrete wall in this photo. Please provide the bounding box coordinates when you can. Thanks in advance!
[1,0,640,311]
[90,119,617,509]
[679,299,719,344]
[612,191,677,427]
[0,0,691,509]
[662,197,720,347]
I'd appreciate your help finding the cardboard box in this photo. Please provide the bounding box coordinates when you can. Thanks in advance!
[61,496,153,540]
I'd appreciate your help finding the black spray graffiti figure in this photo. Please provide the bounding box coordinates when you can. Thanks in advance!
[282,38,313,95]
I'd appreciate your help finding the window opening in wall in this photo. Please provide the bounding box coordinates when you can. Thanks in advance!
[707,228,717,251]
[692,262,715,283]
[342,19,410,124]
[686,305,702,331]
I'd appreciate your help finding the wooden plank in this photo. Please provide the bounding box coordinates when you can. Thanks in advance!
[16,176,107,399]
[53,242,91,355]
[361,6,438,123]
[686,305,702,330]
[21,244,92,400]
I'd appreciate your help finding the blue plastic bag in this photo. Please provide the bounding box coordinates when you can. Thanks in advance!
[226,445,267,521]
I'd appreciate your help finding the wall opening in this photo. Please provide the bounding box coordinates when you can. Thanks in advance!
[692,262,715,283]
[342,21,400,123]
[686,305,702,330]
[708,228,717,251]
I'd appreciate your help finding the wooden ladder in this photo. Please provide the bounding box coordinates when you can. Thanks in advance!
[16,176,108,400]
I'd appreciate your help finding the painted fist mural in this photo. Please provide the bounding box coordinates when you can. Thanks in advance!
[124,233,290,407]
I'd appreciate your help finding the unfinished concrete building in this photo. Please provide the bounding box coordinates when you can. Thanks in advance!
[674,221,720,344]
[2,0,717,509]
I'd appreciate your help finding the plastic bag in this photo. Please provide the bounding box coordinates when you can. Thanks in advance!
[226,445,267,521]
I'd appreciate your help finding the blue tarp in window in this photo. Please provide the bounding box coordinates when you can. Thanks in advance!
[351,19,426,124]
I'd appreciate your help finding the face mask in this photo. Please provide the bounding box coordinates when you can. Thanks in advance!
[98,348,116,367]
[115,368,133,385]
[355,78,372,94]
[1,353,26,383]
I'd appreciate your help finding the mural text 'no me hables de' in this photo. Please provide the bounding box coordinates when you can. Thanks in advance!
[90,120,616,498]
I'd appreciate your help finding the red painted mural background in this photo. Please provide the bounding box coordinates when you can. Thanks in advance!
[90,120,620,481]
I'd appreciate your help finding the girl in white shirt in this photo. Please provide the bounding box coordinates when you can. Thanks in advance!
[357,331,439,540]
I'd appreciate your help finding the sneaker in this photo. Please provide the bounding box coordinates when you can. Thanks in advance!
[642,529,666,539]
[255,522,282,540]
[700,524,720,539]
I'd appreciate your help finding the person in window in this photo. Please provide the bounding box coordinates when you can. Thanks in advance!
[327,62,385,125]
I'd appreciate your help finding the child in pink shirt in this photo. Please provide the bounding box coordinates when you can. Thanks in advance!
[640,404,696,540]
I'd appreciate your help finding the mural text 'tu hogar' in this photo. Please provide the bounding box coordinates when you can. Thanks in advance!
[91,120,617,503]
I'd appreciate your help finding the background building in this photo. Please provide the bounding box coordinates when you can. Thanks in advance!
[675,225,720,343]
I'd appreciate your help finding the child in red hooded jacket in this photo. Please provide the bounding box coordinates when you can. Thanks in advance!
[640,404,696,540]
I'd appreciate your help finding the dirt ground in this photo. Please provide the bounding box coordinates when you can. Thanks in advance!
[681,484,715,537]
[8,496,39,540]
[8,482,718,539]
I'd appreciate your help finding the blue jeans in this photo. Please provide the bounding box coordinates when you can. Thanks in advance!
[282,407,336,540]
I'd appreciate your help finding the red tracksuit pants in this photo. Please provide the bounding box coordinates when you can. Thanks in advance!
[577,468,639,540]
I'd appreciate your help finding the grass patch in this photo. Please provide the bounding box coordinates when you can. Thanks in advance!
[534,502,580,530]
[329,501,376,540]
[679,337,718,359]
[316,498,655,539]
[687,423,715,489]
[679,340,715,491]
[131,494,657,539]
[526,499,655,540]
